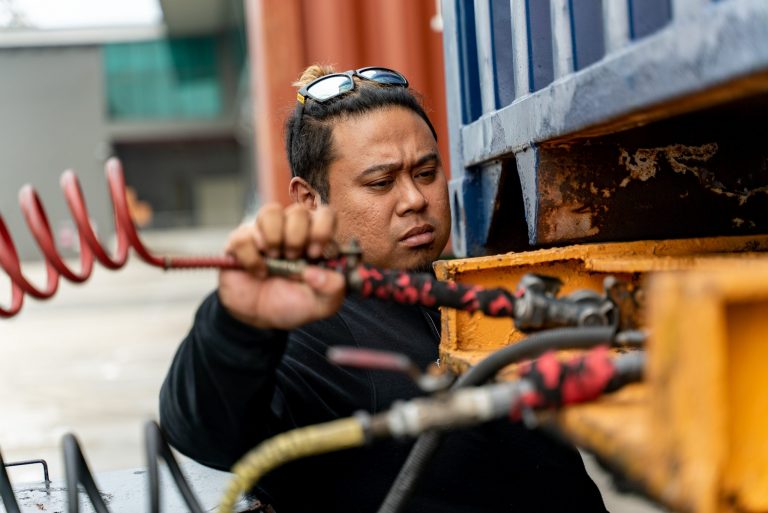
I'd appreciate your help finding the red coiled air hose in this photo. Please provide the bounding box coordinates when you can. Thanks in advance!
[0,158,239,318]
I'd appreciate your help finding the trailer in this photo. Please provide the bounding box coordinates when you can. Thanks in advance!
[438,1,768,512]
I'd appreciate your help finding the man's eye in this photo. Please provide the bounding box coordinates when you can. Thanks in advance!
[367,179,394,189]
[416,168,437,180]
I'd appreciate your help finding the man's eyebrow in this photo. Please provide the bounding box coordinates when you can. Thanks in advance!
[359,152,440,177]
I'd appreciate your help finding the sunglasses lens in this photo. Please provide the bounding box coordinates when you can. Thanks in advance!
[306,75,354,101]
[358,68,407,86]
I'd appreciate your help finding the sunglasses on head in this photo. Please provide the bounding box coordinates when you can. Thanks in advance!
[297,67,409,104]
[290,67,409,176]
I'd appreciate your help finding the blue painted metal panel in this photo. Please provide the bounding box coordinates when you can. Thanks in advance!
[456,0,483,124]
[460,0,768,166]
[448,163,503,256]
[491,0,515,108]
[551,0,575,78]
[526,0,555,91]
[570,0,605,70]
[442,0,472,257]
[474,0,497,113]
[510,0,532,97]
[629,0,672,39]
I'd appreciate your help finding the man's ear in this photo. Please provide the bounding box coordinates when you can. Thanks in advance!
[289,177,321,209]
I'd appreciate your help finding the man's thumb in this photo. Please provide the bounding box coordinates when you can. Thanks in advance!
[303,267,345,296]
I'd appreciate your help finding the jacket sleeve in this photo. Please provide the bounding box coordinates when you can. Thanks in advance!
[159,291,289,470]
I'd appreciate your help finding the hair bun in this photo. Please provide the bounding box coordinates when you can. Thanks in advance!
[293,64,337,88]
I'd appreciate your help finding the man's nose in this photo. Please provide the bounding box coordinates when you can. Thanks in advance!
[395,178,428,215]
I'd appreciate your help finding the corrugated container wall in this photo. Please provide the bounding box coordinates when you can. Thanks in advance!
[245,0,448,205]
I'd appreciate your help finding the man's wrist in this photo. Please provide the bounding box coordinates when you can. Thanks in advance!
[223,305,273,330]
[211,291,285,339]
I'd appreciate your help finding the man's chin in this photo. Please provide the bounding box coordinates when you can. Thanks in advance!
[401,246,442,273]
[408,260,435,273]
[365,244,443,272]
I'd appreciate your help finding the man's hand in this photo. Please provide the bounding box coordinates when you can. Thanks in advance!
[219,203,345,330]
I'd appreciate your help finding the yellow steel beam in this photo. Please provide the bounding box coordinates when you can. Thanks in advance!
[435,234,768,513]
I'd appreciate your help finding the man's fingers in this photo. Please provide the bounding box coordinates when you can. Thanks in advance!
[308,206,336,259]
[225,224,264,274]
[283,204,311,260]
[227,203,337,278]
[256,203,284,258]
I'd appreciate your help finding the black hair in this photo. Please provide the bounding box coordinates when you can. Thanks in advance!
[284,74,437,203]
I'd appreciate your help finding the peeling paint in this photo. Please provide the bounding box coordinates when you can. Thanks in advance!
[670,142,768,205]
[618,147,664,187]
[534,104,768,246]
[616,142,768,206]
[618,143,719,188]
[544,199,602,241]
[664,142,719,175]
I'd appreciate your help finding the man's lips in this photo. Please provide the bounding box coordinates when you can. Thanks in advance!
[399,225,435,247]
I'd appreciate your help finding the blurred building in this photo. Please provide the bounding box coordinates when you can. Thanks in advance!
[0,0,450,260]
[0,0,252,260]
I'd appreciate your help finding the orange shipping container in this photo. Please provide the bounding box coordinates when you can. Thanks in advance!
[245,0,448,205]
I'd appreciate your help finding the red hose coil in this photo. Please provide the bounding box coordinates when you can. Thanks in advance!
[0,158,239,318]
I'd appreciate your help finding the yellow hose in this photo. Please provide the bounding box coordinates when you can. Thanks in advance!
[217,416,367,513]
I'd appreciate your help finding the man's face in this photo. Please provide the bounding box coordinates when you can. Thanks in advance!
[326,106,451,271]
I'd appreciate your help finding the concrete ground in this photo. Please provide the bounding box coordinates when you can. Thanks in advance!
[0,228,666,512]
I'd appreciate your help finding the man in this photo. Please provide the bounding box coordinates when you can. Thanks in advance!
[160,65,607,512]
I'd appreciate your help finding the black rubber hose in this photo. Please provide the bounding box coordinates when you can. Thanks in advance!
[0,451,21,513]
[376,326,616,513]
[147,423,160,513]
[145,421,206,513]
[63,434,111,513]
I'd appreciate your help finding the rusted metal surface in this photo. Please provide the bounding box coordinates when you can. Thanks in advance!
[436,235,768,513]
[528,90,768,245]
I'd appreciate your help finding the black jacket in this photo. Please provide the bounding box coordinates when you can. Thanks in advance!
[160,292,607,513]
